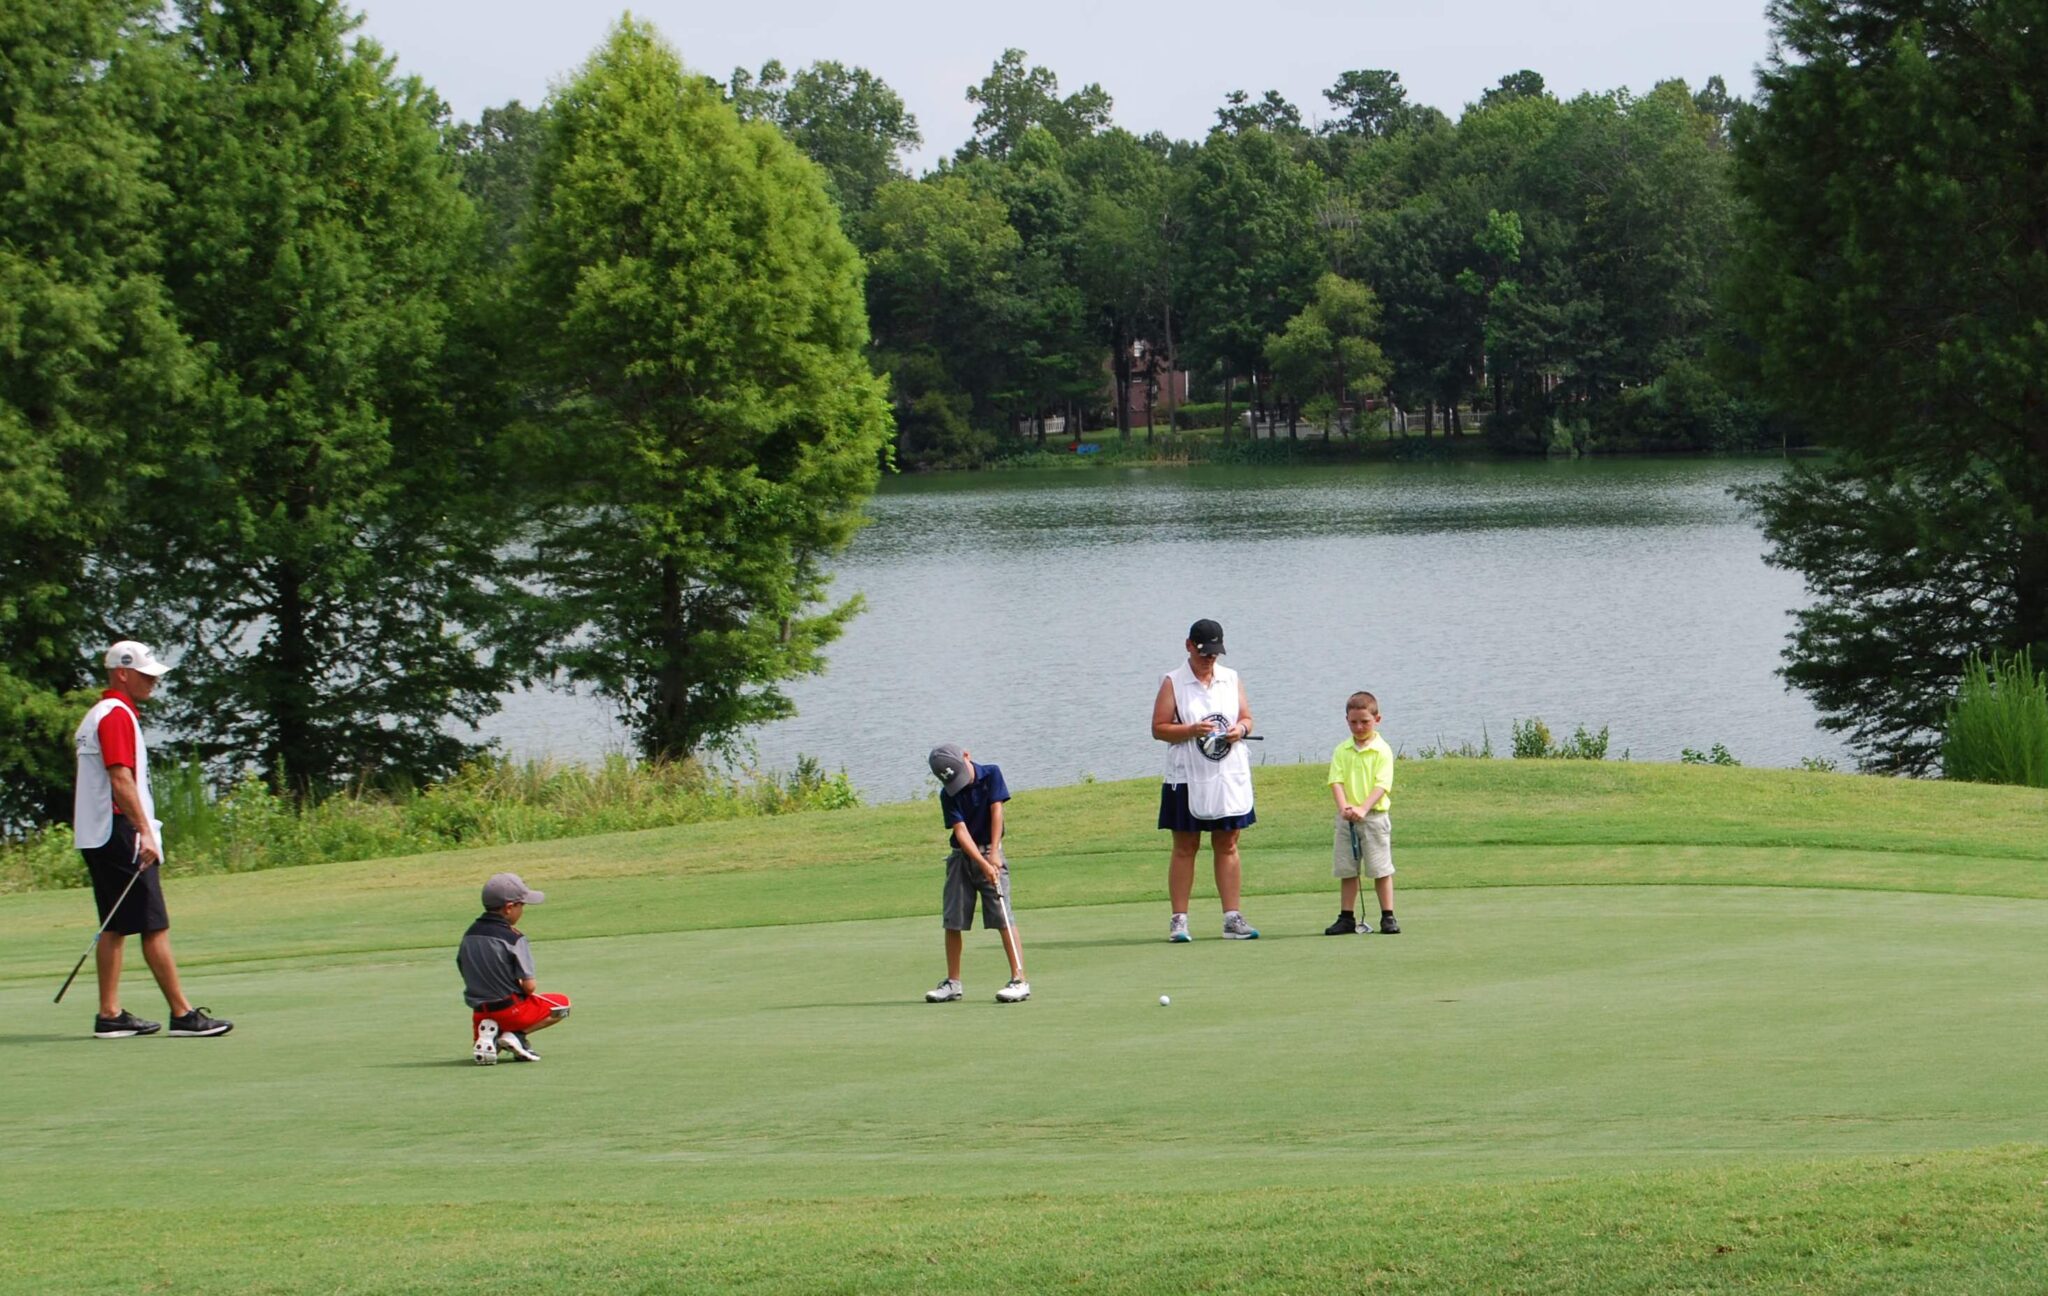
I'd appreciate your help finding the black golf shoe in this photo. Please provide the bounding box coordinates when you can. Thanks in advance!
[1378,914,1401,935]
[167,1006,233,1037]
[93,1009,162,1039]
[1323,912,1357,935]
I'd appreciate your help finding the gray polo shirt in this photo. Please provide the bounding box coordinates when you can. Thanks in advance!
[457,911,537,1008]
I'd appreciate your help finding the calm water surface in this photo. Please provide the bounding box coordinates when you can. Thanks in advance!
[481,459,1842,801]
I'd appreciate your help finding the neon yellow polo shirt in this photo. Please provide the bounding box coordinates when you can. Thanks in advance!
[1327,734,1394,813]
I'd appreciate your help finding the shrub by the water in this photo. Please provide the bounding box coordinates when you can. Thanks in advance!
[0,755,860,893]
[1512,718,1612,760]
[1942,650,2048,788]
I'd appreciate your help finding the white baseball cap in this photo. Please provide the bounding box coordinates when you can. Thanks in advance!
[104,640,172,677]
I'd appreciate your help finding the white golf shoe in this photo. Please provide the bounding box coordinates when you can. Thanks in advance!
[500,1030,540,1062]
[925,978,964,1002]
[1168,913,1191,942]
[995,978,1031,1003]
[473,1019,499,1066]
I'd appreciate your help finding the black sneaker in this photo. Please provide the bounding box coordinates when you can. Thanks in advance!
[1323,912,1357,935]
[93,1009,161,1039]
[1379,914,1401,935]
[167,1007,233,1037]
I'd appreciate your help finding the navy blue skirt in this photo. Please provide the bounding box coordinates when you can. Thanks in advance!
[1158,782,1257,833]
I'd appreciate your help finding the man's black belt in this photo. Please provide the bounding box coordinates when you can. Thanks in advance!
[476,995,521,1012]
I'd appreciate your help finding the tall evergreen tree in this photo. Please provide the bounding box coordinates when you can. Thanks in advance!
[0,0,188,826]
[519,19,891,760]
[1732,0,2048,771]
[139,0,503,797]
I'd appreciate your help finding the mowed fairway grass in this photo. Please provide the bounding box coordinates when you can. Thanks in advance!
[3,761,2046,1294]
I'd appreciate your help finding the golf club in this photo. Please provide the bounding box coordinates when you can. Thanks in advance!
[1195,727,1265,760]
[987,868,1025,981]
[55,846,147,1004]
[1349,821,1367,933]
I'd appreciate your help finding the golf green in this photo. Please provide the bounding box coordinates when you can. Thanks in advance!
[3,762,2045,1292]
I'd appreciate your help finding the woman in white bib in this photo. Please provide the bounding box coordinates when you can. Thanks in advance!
[1149,618,1259,942]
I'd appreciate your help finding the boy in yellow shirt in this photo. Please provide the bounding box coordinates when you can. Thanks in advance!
[1325,691,1399,935]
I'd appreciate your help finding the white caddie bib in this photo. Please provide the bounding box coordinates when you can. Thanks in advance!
[1163,663,1254,819]
[74,696,157,851]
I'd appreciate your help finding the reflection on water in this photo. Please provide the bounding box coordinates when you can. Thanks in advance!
[480,458,1843,801]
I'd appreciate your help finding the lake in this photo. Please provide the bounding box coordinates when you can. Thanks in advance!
[478,457,1844,802]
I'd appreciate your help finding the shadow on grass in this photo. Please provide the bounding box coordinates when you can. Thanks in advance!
[0,1033,89,1045]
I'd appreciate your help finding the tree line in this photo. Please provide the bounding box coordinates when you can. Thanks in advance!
[817,52,1760,465]
[3,0,2041,819]
[451,47,1767,468]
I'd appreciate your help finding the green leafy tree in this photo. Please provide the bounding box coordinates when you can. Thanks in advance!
[1731,0,2048,770]
[1180,128,1326,432]
[0,0,191,826]
[1067,130,1175,438]
[726,59,920,217]
[450,100,544,264]
[1479,70,1547,109]
[1321,70,1411,138]
[959,49,1111,160]
[863,174,1022,465]
[520,19,891,760]
[1216,89,1305,137]
[1265,273,1389,437]
[139,0,503,798]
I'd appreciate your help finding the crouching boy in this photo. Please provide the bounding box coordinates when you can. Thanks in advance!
[459,872,571,1065]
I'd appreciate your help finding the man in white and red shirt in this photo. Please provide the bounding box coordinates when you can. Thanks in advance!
[73,641,232,1039]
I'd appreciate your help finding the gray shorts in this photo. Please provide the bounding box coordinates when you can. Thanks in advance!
[943,846,1012,930]
[1332,813,1394,880]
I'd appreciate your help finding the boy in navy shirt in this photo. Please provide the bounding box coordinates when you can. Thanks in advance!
[925,744,1029,1003]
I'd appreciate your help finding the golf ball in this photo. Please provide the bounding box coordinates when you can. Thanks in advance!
[1159,994,1171,1006]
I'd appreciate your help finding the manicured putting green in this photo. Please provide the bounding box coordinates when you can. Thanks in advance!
[6,884,2043,1214]
[6,762,2046,1291]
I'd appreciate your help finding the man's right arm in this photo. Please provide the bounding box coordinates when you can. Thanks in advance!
[107,766,161,866]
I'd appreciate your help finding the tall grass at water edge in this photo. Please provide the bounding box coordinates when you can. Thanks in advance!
[0,754,859,893]
[1942,648,2048,788]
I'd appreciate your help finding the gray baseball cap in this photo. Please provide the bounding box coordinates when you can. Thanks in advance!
[927,743,972,795]
[482,872,545,909]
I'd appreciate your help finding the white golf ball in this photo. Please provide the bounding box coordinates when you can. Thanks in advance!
[1159,994,1171,1006]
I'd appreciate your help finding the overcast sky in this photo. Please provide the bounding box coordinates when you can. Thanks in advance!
[350,1,1777,172]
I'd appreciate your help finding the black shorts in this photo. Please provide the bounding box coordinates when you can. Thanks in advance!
[1157,783,1257,833]
[80,815,169,935]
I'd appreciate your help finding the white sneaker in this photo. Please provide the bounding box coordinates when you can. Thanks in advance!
[473,1019,499,1066]
[1168,913,1191,943]
[1222,911,1260,940]
[996,978,1031,1003]
[500,1030,540,1062]
[925,978,963,1002]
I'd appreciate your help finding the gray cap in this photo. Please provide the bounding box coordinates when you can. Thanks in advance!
[482,872,545,909]
[927,743,972,795]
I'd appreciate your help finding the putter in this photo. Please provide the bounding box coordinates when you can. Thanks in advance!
[1348,821,1368,933]
[55,844,147,1004]
[986,867,1024,982]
